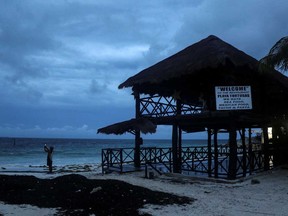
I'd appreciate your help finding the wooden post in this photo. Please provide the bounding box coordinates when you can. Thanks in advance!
[263,126,270,170]
[248,127,253,174]
[134,91,141,168]
[172,124,180,173]
[272,125,278,166]
[241,128,247,177]
[178,126,182,173]
[228,124,237,180]
[272,123,281,166]
[134,131,141,168]
[214,129,218,178]
[208,128,212,177]
[172,99,182,173]
[177,100,182,173]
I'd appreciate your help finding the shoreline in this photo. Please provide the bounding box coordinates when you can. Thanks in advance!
[1,167,288,215]
[0,163,102,175]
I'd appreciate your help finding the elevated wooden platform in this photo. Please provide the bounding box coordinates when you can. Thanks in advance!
[102,145,273,179]
[99,35,288,180]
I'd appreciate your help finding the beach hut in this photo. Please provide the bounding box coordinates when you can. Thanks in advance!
[98,35,288,179]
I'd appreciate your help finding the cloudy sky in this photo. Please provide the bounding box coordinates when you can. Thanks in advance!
[0,0,287,139]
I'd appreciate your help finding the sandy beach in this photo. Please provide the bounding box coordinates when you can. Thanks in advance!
[1,167,288,216]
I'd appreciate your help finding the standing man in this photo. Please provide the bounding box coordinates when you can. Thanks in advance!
[44,144,54,173]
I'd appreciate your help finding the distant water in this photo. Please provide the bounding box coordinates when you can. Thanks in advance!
[0,137,226,173]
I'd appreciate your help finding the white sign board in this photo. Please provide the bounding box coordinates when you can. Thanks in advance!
[215,86,252,110]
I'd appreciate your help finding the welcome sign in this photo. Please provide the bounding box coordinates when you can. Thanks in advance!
[215,86,252,110]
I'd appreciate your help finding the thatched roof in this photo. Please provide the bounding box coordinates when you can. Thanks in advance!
[119,35,288,91]
[118,35,288,114]
[119,35,260,89]
[98,36,288,135]
[97,118,156,135]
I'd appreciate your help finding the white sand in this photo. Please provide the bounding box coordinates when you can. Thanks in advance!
[0,202,58,216]
[1,168,288,216]
[89,169,288,216]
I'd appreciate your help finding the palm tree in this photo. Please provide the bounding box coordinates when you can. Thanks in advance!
[261,36,288,72]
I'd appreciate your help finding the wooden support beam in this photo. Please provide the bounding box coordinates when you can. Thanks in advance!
[172,124,180,173]
[178,126,182,173]
[134,91,141,168]
[172,99,182,173]
[241,128,247,177]
[134,131,141,168]
[272,125,279,166]
[228,124,237,180]
[214,129,218,178]
[208,128,212,177]
[262,126,270,170]
[177,100,182,173]
[248,127,253,174]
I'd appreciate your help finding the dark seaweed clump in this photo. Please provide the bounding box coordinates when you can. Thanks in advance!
[0,174,194,216]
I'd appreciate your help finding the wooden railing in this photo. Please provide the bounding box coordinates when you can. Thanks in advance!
[102,145,273,179]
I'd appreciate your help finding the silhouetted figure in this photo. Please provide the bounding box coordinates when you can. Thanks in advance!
[44,144,54,173]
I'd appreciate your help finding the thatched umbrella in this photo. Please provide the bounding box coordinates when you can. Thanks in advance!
[97,118,156,135]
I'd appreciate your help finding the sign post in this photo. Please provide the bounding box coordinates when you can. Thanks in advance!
[215,86,252,110]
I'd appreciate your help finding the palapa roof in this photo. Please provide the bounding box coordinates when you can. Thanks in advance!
[119,35,288,92]
[118,35,288,114]
[97,118,156,135]
[119,35,260,90]
[98,35,288,135]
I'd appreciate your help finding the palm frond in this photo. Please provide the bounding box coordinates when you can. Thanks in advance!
[261,36,288,71]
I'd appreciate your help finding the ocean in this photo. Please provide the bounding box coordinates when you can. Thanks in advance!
[0,137,226,173]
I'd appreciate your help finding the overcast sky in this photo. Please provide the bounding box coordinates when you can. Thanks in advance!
[0,0,287,139]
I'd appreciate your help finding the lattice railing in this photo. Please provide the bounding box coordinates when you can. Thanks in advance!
[181,146,230,175]
[101,148,134,173]
[181,103,203,115]
[139,95,203,117]
[143,147,172,172]
[140,96,176,117]
[102,147,172,173]
[182,146,210,173]
[180,146,272,178]
[102,145,273,178]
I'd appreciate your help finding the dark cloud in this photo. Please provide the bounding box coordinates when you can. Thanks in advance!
[89,79,107,93]
[0,0,287,138]
[171,0,288,59]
